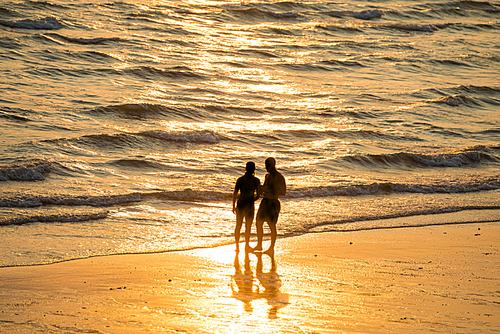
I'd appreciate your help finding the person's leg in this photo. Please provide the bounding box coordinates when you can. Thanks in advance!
[234,211,243,251]
[265,221,277,255]
[255,201,265,251]
[243,212,253,252]
[264,200,280,254]
[255,218,264,251]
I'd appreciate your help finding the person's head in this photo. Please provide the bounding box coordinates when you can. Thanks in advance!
[265,157,276,172]
[245,161,256,175]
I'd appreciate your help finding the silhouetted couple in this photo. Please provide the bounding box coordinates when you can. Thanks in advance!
[232,157,286,255]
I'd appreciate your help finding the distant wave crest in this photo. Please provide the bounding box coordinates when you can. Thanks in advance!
[340,146,496,168]
[0,17,62,30]
[327,9,383,20]
[43,33,121,45]
[385,23,446,32]
[45,129,220,150]
[143,130,220,143]
[227,7,301,20]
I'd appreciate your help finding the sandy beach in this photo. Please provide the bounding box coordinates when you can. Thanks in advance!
[1,219,499,333]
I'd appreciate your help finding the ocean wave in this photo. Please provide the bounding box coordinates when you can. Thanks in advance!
[428,95,461,106]
[426,94,483,107]
[414,85,500,106]
[384,23,446,32]
[90,104,201,120]
[330,128,423,142]
[315,24,364,34]
[27,65,205,81]
[47,129,220,150]
[120,66,205,81]
[424,1,499,11]
[0,17,62,30]
[317,59,365,68]
[281,59,365,72]
[227,7,301,20]
[25,0,69,10]
[109,159,166,169]
[142,130,220,143]
[326,9,383,20]
[339,146,495,169]
[0,211,108,226]
[390,1,500,20]
[2,175,499,208]
[0,160,51,182]
[455,84,500,95]
[0,108,31,122]
[0,190,228,208]
[0,193,142,208]
[43,33,121,45]
[287,178,500,198]
[0,7,17,16]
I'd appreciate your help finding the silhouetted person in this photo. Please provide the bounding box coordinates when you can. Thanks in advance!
[232,161,260,252]
[255,157,286,255]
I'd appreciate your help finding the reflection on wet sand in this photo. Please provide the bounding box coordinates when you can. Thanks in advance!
[231,251,289,318]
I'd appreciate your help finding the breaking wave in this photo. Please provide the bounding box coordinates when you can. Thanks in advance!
[2,176,499,209]
[286,178,500,198]
[339,146,497,169]
[0,160,51,181]
[0,211,108,226]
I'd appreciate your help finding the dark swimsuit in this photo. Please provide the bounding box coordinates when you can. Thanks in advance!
[236,197,255,219]
[257,198,281,223]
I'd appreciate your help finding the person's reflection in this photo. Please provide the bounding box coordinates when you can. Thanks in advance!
[256,252,289,319]
[231,252,256,312]
[232,252,289,318]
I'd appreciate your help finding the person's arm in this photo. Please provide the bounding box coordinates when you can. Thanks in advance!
[254,178,261,201]
[259,174,269,195]
[278,173,286,196]
[232,180,240,213]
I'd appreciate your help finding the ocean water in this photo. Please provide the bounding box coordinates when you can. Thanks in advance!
[0,0,499,267]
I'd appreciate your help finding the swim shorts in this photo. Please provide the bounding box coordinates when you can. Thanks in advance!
[256,198,281,223]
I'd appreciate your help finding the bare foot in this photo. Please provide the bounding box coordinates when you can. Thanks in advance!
[253,245,263,252]
[264,248,274,257]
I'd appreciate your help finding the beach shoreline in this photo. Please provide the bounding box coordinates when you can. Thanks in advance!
[1,219,499,333]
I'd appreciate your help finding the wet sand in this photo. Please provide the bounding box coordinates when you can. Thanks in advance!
[1,220,499,333]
